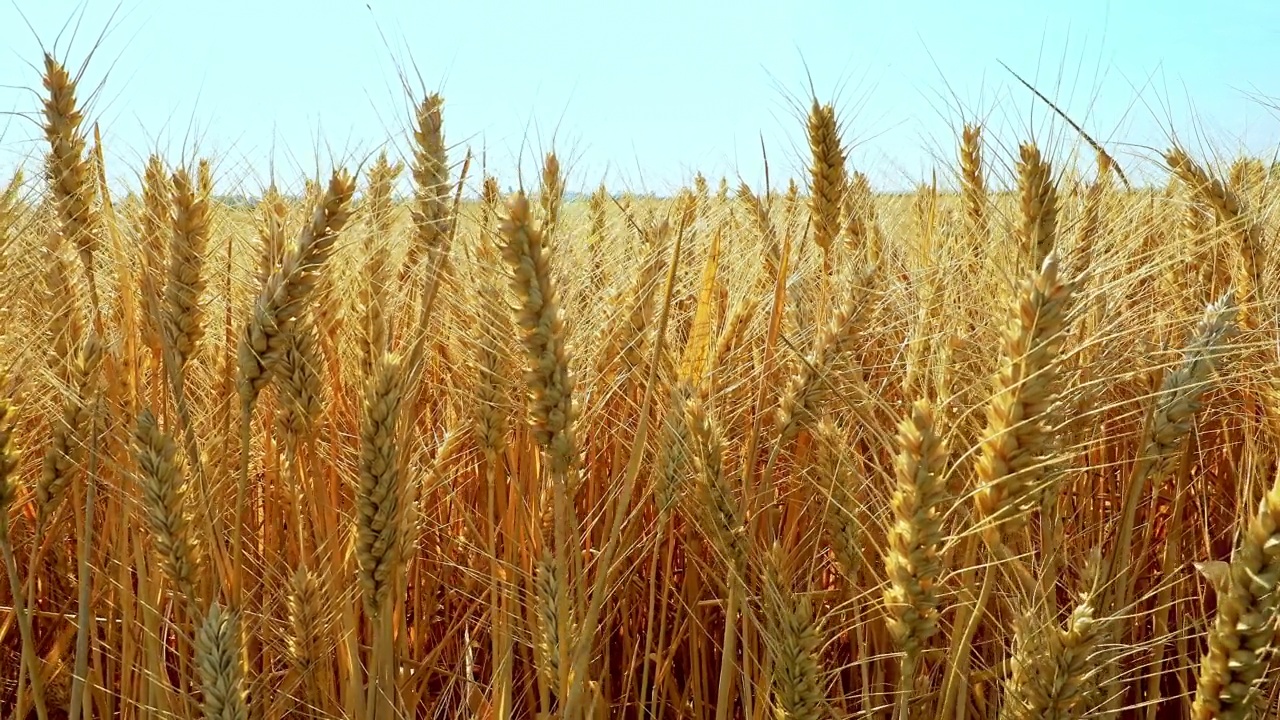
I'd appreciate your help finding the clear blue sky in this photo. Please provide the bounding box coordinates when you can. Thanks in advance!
[1,0,1278,195]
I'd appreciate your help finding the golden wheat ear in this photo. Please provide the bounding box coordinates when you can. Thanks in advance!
[807,99,846,273]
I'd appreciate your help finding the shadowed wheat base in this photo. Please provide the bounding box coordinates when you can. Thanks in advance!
[2,52,1280,720]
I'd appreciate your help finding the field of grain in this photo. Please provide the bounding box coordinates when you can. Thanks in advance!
[1,46,1280,720]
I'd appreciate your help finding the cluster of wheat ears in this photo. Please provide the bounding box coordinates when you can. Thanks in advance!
[1,49,1279,720]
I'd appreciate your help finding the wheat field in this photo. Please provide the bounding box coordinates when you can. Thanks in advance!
[1,45,1280,720]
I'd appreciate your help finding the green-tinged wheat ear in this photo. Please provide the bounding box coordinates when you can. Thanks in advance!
[1017,142,1057,271]
[40,54,100,294]
[355,351,405,619]
[815,420,860,584]
[1143,293,1237,478]
[762,544,828,720]
[1110,293,1238,590]
[496,191,579,478]
[1191,467,1280,720]
[684,394,747,579]
[972,254,1073,550]
[655,382,693,522]
[883,399,948,672]
[238,170,355,409]
[807,99,846,269]
[134,408,201,604]
[275,314,324,441]
[196,603,248,720]
[163,167,212,375]
[1003,597,1105,717]
[36,331,103,524]
[474,268,511,460]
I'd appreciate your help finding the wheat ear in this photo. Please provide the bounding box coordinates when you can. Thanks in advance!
[807,99,846,272]
[1191,467,1280,719]
[1017,142,1058,271]
[40,54,101,306]
[237,170,355,407]
[358,350,407,718]
[972,254,1073,550]
[134,408,202,611]
[0,387,48,720]
[960,123,988,243]
[137,155,171,354]
[1167,149,1264,325]
[883,399,948,704]
[196,603,248,720]
[404,93,448,281]
[763,544,828,720]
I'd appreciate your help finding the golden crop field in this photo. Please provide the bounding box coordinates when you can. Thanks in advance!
[2,41,1280,720]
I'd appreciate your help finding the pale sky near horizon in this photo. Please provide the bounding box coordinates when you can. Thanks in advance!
[0,0,1278,196]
